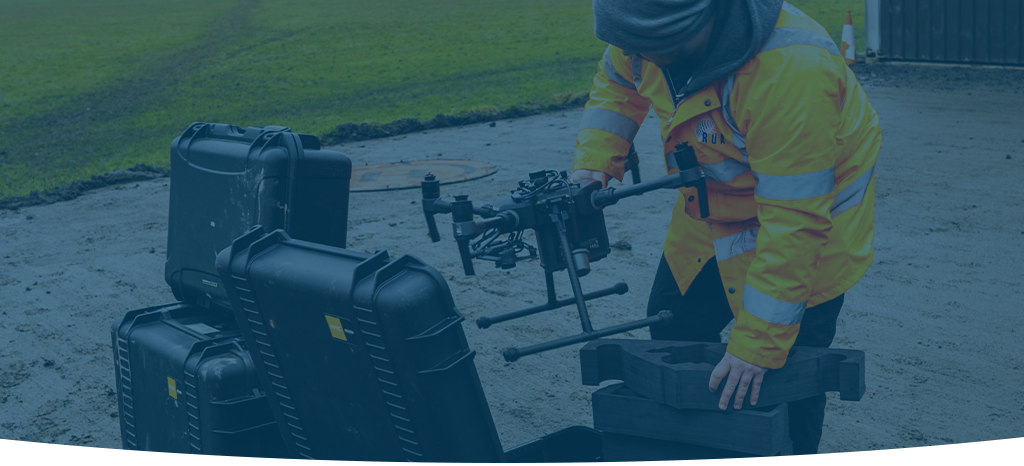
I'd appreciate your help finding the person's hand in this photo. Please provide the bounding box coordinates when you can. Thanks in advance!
[708,351,768,410]
[570,169,610,189]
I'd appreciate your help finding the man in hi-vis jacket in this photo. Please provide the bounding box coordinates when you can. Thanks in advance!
[572,0,880,454]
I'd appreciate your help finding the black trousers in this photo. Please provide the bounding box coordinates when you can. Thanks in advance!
[646,255,845,455]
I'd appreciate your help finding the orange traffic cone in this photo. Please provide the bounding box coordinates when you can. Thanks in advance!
[841,10,857,65]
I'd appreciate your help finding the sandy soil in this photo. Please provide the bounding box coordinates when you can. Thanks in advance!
[1,63,1023,455]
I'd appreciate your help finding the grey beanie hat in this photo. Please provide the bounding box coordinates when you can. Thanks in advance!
[593,0,715,55]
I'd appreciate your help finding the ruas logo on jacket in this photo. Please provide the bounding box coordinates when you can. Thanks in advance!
[696,118,727,146]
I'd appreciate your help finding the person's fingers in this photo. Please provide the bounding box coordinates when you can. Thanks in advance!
[718,370,741,410]
[571,175,605,189]
[750,371,765,406]
[709,358,730,393]
[733,370,754,410]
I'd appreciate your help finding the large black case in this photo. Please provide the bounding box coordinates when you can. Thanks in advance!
[216,228,506,462]
[166,123,351,310]
[111,303,286,457]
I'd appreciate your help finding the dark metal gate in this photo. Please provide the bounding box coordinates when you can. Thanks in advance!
[879,0,1023,65]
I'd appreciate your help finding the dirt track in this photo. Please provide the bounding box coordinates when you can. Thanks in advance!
[1,63,1023,454]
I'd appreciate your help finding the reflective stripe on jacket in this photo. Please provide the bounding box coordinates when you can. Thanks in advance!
[573,3,881,369]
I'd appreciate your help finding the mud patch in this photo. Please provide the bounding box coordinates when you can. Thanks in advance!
[0,362,31,389]
[38,398,72,417]
[67,434,97,446]
[16,417,71,443]
[14,323,63,340]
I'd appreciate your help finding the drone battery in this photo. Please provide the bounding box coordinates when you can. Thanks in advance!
[165,122,351,311]
[110,302,286,457]
[215,228,505,462]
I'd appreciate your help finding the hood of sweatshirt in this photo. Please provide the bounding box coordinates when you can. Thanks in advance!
[671,0,783,97]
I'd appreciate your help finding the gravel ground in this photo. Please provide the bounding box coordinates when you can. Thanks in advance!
[1,62,1022,456]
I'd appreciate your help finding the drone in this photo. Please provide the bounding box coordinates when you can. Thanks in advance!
[422,143,709,362]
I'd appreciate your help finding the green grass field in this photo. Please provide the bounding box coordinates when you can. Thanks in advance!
[0,0,864,200]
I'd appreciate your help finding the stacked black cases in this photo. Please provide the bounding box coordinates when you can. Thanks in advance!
[165,122,351,311]
[216,228,505,462]
[111,303,286,457]
[580,339,869,459]
[580,339,866,410]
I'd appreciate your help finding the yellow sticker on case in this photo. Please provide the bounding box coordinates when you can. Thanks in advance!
[325,315,348,341]
[167,377,178,399]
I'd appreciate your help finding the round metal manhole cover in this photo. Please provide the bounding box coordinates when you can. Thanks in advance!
[350,159,497,192]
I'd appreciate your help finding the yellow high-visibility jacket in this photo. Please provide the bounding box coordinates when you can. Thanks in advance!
[573,4,881,369]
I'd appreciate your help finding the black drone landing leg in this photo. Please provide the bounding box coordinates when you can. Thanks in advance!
[475,270,628,329]
[481,200,674,362]
[503,311,673,362]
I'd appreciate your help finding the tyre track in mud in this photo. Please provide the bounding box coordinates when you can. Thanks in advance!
[0,0,258,198]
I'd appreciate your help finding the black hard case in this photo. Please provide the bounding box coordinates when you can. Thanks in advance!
[166,123,351,310]
[111,303,286,457]
[216,228,505,462]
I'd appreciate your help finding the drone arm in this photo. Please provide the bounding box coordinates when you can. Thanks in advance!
[589,143,710,218]
[428,198,494,217]
[590,167,704,206]
[422,173,497,242]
